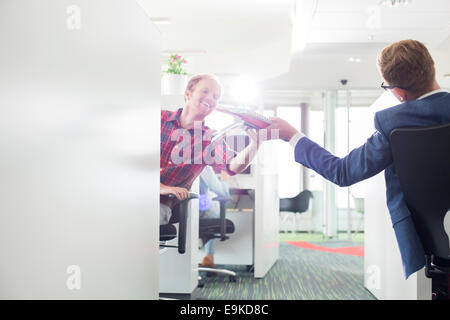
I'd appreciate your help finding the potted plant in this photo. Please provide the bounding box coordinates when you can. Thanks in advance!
[161,54,188,95]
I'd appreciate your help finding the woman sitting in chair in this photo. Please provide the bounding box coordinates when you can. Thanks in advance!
[199,166,230,269]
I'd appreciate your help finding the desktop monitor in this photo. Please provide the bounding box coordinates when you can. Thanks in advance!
[0,0,160,299]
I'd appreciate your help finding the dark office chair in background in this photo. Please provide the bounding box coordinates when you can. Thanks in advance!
[159,193,199,254]
[390,123,450,300]
[279,190,314,233]
[198,196,237,283]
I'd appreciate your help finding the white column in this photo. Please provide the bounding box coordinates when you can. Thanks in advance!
[323,91,338,239]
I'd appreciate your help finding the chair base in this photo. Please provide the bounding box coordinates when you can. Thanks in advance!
[159,292,197,300]
[198,267,237,282]
[431,275,450,300]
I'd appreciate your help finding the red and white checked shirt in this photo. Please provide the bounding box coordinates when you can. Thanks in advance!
[160,108,235,206]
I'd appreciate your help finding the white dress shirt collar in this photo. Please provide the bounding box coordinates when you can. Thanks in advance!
[417,89,448,100]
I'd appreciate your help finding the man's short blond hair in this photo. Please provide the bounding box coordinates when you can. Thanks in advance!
[377,39,435,96]
[185,73,223,99]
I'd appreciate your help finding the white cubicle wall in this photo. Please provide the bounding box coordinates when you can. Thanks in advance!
[254,162,279,278]
[0,0,160,299]
[364,173,432,300]
[160,180,200,295]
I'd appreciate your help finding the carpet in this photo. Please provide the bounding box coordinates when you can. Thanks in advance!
[194,242,375,300]
[286,241,364,257]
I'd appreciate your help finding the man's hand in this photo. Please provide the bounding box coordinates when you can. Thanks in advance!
[265,117,299,142]
[245,127,260,147]
[160,183,189,201]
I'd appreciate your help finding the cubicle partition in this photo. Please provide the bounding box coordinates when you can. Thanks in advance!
[160,180,200,296]
[0,0,161,299]
[364,173,432,300]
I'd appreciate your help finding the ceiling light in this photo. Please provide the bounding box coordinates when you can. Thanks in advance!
[150,17,172,25]
[379,0,412,7]
[162,50,207,55]
[348,57,361,63]
[230,75,259,105]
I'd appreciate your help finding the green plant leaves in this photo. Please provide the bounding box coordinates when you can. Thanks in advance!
[165,54,188,75]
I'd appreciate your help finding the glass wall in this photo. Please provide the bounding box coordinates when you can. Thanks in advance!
[334,89,381,240]
[269,89,382,241]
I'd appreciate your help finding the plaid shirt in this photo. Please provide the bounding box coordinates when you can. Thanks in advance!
[160,108,235,206]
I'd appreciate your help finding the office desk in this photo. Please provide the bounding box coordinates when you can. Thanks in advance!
[200,208,254,266]
[199,189,254,267]
[199,156,279,278]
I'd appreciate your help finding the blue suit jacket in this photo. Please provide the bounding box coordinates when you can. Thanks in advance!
[294,91,450,278]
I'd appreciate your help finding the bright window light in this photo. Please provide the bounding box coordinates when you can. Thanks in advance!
[370,90,400,113]
[204,111,234,131]
[230,75,259,105]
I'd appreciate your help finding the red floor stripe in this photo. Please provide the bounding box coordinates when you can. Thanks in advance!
[286,241,364,257]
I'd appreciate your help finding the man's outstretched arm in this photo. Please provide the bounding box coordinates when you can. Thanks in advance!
[265,117,392,187]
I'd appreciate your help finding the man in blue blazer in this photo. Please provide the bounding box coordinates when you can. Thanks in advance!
[267,39,450,280]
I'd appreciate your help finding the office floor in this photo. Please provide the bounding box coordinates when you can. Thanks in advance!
[194,232,375,300]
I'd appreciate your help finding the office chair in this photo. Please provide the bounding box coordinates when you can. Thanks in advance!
[159,193,199,254]
[159,193,199,300]
[279,190,314,233]
[198,196,237,283]
[390,123,450,300]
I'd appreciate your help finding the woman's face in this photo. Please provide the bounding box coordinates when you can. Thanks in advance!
[185,78,221,119]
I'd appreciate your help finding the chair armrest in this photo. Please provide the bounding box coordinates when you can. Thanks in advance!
[177,193,199,254]
[212,196,230,203]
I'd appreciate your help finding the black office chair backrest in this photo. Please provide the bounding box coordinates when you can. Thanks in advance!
[280,190,314,213]
[390,123,450,258]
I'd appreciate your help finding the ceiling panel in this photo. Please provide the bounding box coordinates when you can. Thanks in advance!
[138,0,293,81]
[138,0,450,91]
[265,0,450,91]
